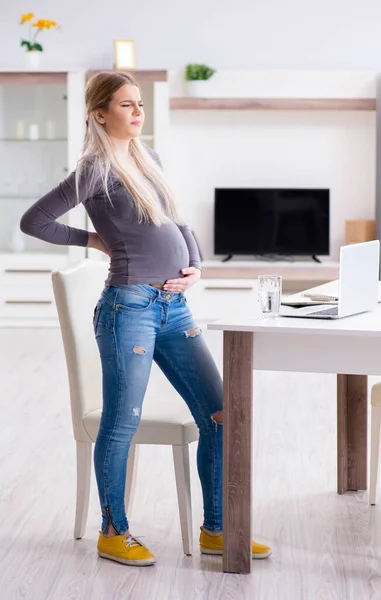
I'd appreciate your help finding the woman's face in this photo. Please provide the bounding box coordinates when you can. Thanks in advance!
[95,83,145,139]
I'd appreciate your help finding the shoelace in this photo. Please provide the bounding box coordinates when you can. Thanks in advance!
[123,535,146,549]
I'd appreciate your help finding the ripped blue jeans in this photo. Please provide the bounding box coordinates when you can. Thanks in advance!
[93,284,223,535]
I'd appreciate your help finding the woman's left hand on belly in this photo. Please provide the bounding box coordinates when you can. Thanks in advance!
[163,267,201,293]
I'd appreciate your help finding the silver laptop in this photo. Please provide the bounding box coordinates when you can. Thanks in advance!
[280,240,380,320]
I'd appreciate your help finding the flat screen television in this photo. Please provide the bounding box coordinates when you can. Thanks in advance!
[214,188,330,257]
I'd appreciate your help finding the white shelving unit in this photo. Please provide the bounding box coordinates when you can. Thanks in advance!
[0,69,340,326]
[0,69,170,327]
[0,70,86,326]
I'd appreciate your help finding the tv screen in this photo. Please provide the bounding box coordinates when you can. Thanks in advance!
[214,188,330,257]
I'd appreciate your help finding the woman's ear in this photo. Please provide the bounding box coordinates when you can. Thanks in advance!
[94,110,106,125]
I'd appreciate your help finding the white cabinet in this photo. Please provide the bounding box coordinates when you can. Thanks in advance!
[0,70,170,326]
[185,278,258,323]
[0,253,68,326]
[0,70,86,326]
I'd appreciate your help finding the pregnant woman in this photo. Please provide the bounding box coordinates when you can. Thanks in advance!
[20,71,272,567]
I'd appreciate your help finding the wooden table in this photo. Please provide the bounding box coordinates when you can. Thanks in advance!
[208,307,381,574]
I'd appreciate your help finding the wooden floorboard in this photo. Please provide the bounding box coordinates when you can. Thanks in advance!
[1,328,381,599]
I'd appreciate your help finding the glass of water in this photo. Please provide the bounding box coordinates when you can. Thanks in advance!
[258,275,282,318]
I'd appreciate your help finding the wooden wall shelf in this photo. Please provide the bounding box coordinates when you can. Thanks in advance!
[170,97,376,111]
[0,72,67,84]
[86,70,167,83]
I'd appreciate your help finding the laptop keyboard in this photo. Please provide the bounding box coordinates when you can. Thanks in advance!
[308,306,339,317]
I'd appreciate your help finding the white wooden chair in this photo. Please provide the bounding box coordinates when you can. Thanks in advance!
[52,259,199,555]
[369,382,381,505]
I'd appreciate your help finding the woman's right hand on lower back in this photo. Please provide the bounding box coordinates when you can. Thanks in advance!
[87,231,111,257]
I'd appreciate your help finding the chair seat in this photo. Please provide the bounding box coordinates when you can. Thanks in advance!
[372,383,381,406]
[83,396,200,445]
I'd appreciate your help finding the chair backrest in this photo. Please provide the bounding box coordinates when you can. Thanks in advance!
[52,259,108,442]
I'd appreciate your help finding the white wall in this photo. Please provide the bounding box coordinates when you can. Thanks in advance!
[166,71,377,261]
[3,3,379,262]
[3,0,381,70]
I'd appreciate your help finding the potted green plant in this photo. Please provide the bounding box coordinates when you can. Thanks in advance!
[184,63,216,97]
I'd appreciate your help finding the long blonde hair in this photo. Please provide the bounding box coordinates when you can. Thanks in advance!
[76,71,182,226]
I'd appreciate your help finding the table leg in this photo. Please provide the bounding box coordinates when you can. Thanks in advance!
[337,374,368,494]
[222,330,253,574]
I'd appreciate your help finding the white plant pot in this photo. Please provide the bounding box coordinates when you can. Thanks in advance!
[25,50,41,69]
[187,80,215,98]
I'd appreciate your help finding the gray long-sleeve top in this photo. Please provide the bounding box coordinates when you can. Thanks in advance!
[19,152,201,287]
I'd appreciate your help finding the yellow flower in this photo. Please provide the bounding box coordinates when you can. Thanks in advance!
[32,19,47,29]
[32,18,58,30]
[20,12,34,24]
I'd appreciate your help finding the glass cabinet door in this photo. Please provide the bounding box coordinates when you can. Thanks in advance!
[0,72,68,254]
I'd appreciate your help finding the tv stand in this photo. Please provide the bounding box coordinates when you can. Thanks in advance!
[202,260,340,291]
[222,255,233,262]
[312,255,322,263]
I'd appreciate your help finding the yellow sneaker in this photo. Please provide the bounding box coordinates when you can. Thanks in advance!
[97,533,156,566]
[199,527,272,560]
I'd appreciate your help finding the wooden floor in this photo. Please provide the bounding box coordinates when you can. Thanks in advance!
[2,327,381,600]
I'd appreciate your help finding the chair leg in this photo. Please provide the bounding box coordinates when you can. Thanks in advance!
[370,405,381,505]
[172,444,193,556]
[125,443,139,516]
[74,441,92,539]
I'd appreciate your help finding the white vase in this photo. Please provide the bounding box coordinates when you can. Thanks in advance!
[8,226,26,253]
[25,50,41,69]
[28,124,39,140]
[187,80,214,98]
